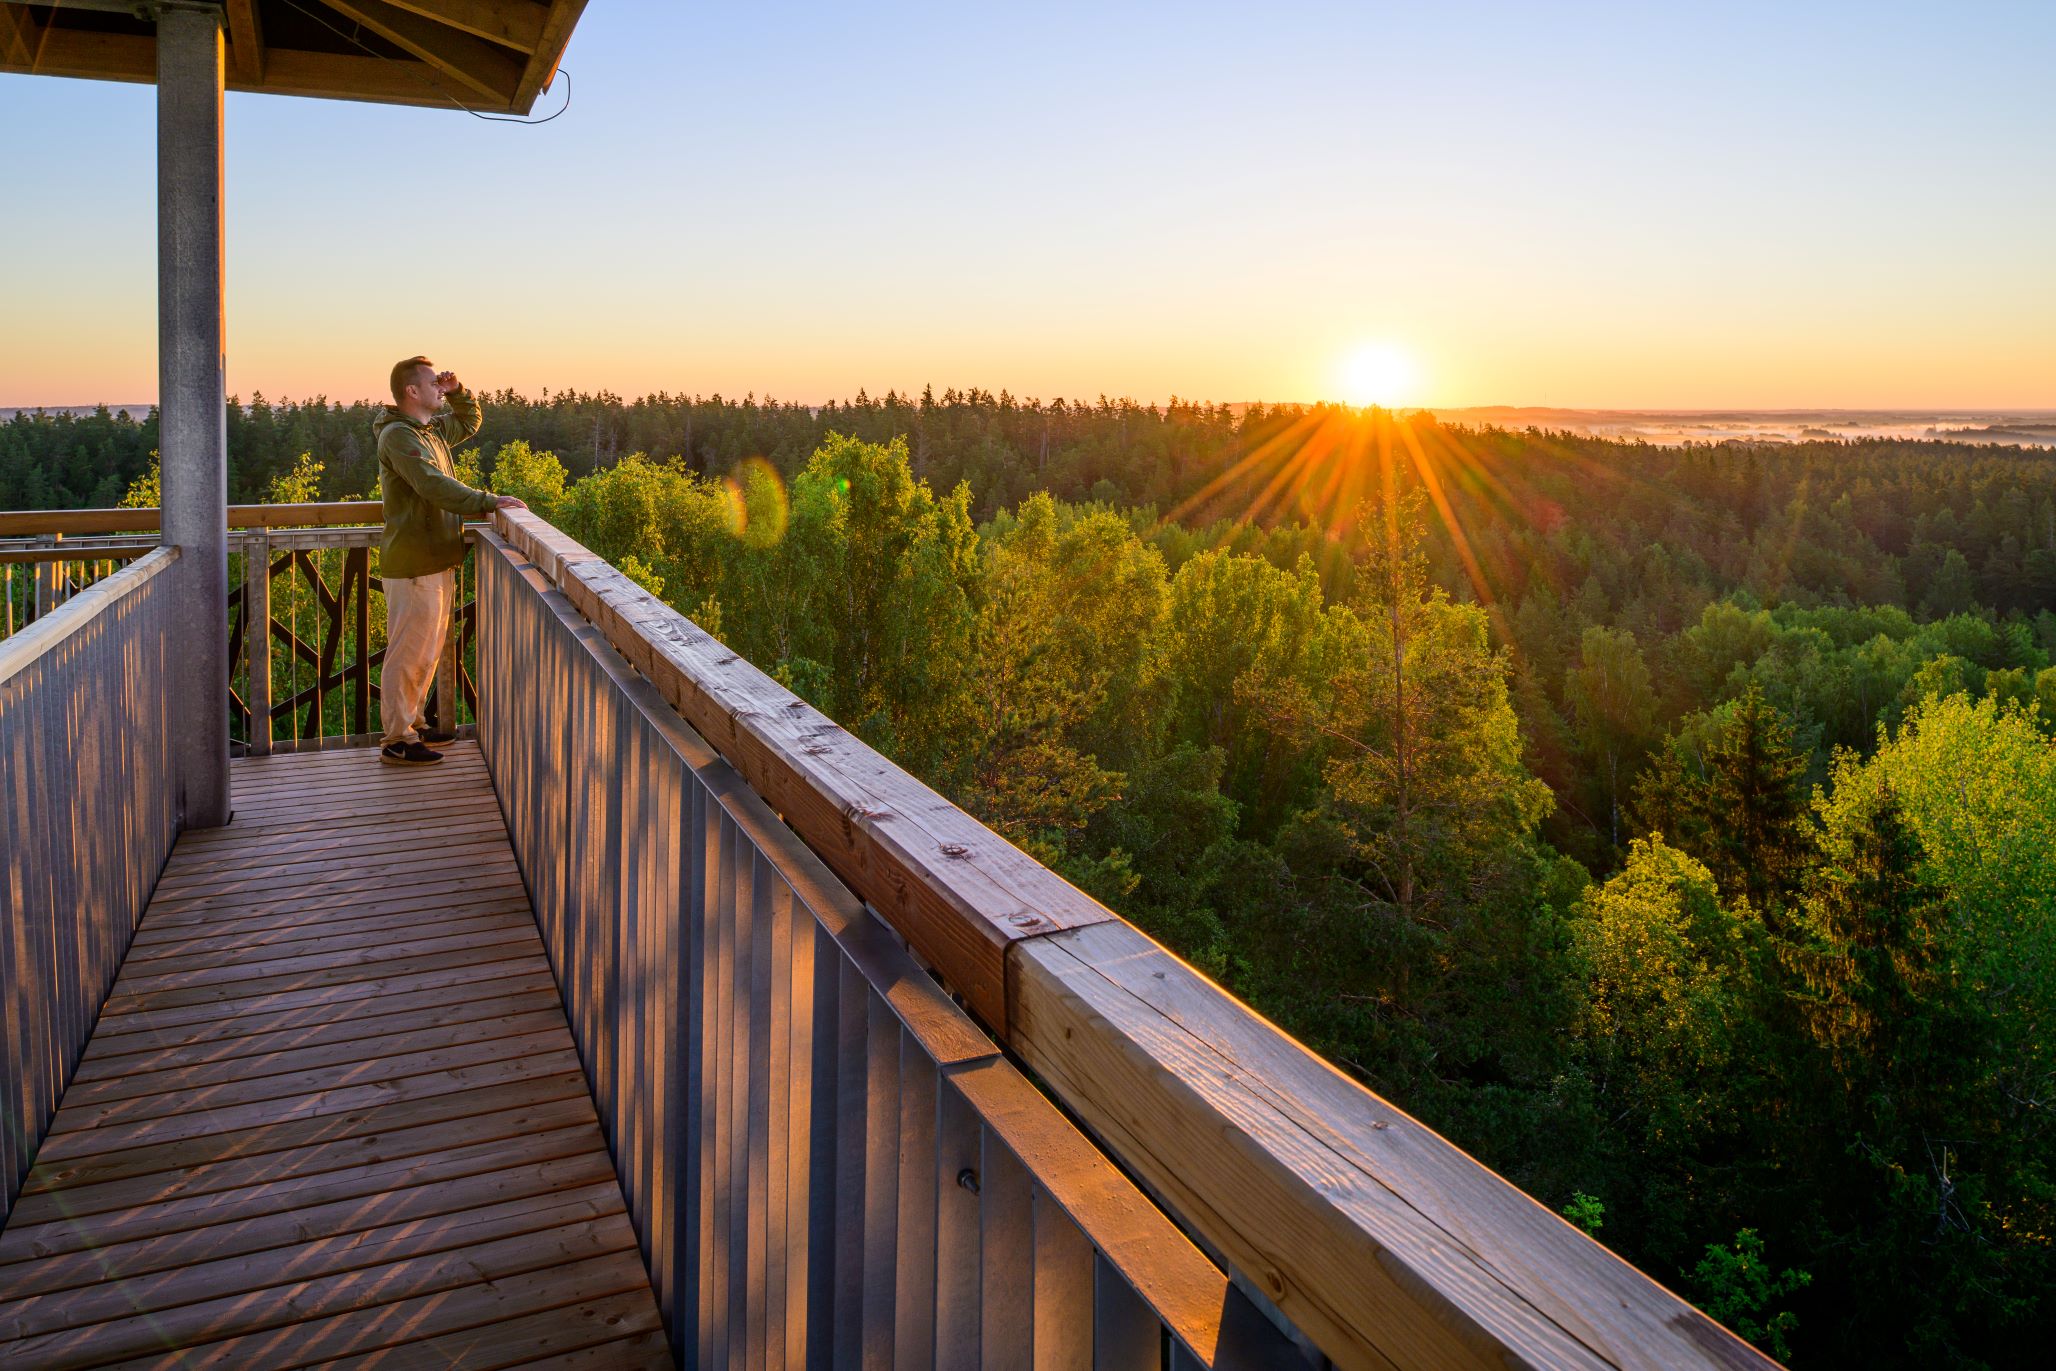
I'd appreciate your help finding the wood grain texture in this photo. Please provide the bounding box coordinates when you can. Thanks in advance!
[0,744,670,1366]
[1011,922,1777,1370]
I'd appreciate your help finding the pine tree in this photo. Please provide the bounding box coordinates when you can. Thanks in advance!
[1700,684,1811,919]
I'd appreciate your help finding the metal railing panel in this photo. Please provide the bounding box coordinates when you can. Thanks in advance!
[477,530,1283,1369]
[0,547,181,1222]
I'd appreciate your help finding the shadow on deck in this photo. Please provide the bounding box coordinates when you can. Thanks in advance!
[0,743,670,1368]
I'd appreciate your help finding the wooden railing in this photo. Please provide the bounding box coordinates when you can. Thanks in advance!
[478,532,1310,1367]
[490,509,1779,1371]
[0,548,183,1221]
[0,505,476,751]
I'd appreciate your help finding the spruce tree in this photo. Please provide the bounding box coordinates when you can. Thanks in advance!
[1701,684,1811,919]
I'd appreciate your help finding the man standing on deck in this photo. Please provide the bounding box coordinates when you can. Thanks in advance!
[375,356,525,767]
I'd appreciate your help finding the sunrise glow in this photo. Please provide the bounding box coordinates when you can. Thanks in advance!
[1337,343,1423,409]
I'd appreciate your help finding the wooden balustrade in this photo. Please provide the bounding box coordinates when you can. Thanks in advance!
[1,504,479,747]
[491,508,1778,1371]
[0,548,182,1221]
[0,502,387,538]
[476,531,1310,1367]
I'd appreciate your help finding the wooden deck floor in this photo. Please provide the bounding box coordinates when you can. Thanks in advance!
[0,743,672,1369]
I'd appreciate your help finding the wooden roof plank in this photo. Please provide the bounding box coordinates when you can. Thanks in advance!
[384,0,546,53]
[0,3,49,70]
[226,0,264,83]
[320,0,524,104]
[510,0,584,112]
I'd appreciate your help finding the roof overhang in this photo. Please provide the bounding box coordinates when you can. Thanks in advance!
[0,0,587,114]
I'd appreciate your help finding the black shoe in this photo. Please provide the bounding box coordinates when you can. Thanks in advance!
[419,727,458,745]
[380,741,444,766]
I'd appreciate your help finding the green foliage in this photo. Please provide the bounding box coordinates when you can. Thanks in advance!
[267,452,324,504]
[1692,1229,1811,1362]
[486,440,569,518]
[119,453,160,509]
[1562,1191,1606,1236]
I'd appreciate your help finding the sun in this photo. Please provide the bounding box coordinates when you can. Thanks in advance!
[1337,342,1422,408]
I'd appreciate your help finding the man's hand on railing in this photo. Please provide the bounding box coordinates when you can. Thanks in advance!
[495,496,528,511]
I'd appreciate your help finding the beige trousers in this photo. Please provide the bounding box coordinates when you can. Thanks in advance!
[381,569,453,745]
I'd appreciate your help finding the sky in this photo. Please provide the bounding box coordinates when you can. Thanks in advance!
[3,0,2053,410]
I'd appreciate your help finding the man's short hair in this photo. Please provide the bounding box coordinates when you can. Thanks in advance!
[390,356,434,404]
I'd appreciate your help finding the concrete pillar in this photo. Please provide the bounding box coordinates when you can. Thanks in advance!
[157,4,231,829]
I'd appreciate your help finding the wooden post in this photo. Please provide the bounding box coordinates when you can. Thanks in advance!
[157,2,231,826]
[33,533,60,618]
[245,533,271,756]
[435,574,460,730]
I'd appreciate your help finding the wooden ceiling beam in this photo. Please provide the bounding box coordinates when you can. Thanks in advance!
[509,0,583,113]
[1,24,500,112]
[3,23,152,82]
[0,3,51,70]
[382,0,544,54]
[225,0,264,83]
[319,0,523,104]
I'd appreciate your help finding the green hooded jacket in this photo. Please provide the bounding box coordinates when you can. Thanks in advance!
[375,388,496,579]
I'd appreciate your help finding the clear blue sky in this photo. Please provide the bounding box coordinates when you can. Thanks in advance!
[4,1,2053,408]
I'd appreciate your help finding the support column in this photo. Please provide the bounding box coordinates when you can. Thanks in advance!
[157,3,230,828]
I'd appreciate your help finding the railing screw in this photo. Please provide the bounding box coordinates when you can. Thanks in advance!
[957,1168,980,1195]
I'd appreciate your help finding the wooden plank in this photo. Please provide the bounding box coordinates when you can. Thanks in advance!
[1011,923,1773,1370]
[153,810,509,872]
[502,1323,676,1370]
[108,909,531,983]
[0,504,387,538]
[94,940,545,1019]
[15,1077,593,1208]
[386,0,549,52]
[60,1006,565,1108]
[104,1250,654,1369]
[323,0,524,102]
[511,0,588,117]
[121,892,530,960]
[31,1048,583,1163]
[131,854,523,915]
[0,1171,621,1320]
[131,867,524,932]
[85,952,553,1045]
[1,1119,603,1253]
[0,5,47,70]
[323,1288,670,1370]
[72,978,558,1079]
[225,0,263,82]
[47,1030,579,1138]
[0,1223,641,1367]
[0,22,151,83]
[102,921,537,997]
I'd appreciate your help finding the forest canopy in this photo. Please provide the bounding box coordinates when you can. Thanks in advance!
[10,391,2055,1367]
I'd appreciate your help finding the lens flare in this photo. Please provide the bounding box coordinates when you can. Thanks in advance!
[727,456,789,547]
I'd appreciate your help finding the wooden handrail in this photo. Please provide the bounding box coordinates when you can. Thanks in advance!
[489,509,1776,1371]
[0,502,385,537]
